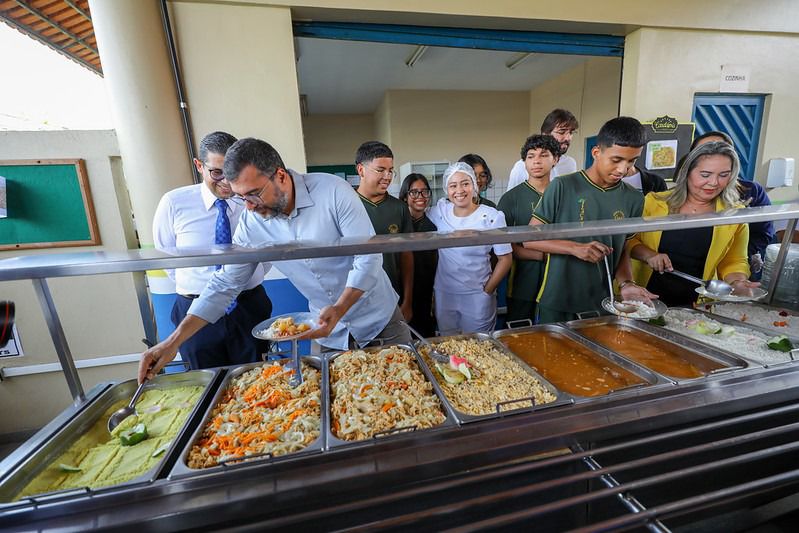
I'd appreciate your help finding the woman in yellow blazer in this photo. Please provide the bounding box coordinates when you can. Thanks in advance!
[626,141,760,306]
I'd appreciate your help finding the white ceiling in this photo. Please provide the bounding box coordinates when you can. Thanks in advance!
[295,37,593,115]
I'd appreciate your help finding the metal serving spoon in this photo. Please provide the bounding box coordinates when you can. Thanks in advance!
[108,378,148,433]
[665,269,733,296]
[603,255,638,314]
[403,321,448,363]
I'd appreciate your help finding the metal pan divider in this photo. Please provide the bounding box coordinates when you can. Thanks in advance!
[168,357,325,479]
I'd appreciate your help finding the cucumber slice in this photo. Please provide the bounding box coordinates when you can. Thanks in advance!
[58,463,82,472]
[151,441,172,458]
[120,423,148,446]
[767,335,794,353]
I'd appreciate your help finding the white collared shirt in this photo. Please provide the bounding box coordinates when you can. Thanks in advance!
[152,182,266,295]
[506,154,578,191]
[427,199,512,295]
[188,170,398,349]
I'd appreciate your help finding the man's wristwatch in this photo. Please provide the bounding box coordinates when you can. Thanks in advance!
[619,279,638,289]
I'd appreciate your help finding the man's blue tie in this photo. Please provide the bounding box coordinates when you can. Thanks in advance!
[214,199,237,313]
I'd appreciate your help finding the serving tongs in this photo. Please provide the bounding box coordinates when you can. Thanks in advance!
[403,321,448,363]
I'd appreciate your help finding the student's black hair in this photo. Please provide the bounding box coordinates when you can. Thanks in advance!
[355,141,394,165]
[198,131,237,161]
[690,130,734,150]
[457,153,492,187]
[399,173,431,202]
[540,109,579,135]
[223,137,285,182]
[520,134,562,161]
[596,116,647,149]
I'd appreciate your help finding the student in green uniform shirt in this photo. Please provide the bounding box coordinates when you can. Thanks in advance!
[523,116,657,323]
[355,141,414,320]
[497,134,561,323]
[459,153,496,208]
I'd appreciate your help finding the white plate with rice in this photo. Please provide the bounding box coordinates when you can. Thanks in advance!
[695,286,768,302]
[601,298,667,319]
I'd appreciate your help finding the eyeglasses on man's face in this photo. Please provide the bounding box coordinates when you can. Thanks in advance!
[230,168,281,206]
[363,165,396,180]
[203,162,225,181]
[407,189,431,198]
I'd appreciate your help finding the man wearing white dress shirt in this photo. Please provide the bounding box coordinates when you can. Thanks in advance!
[151,131,272,370]
[506,109,579,191]
[140,137,409,382]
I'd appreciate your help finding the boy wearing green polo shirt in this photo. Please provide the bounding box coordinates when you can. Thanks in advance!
[355,141,414,320]
[524,116,656,323]
[497,134,561,323]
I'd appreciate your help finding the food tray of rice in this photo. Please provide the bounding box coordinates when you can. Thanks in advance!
[494,325,665,400]
[170,358,324,478]
[417,333,568,423]
[566,316,748,382]
[326,345,455,447]
[654,308,799,367]
[2,370,219,504]
[699,302,799,338]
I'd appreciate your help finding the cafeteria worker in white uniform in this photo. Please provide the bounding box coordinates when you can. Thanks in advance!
[427,162,512,335]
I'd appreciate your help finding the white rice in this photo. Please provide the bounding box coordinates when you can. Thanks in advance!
[609,300,659,319]
[700,303,799,338]
[661,308,793,366]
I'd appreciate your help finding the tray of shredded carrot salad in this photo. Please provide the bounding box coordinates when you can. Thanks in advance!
[171,358,324,475]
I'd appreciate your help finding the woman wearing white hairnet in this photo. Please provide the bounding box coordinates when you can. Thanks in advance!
[427,162,512,335]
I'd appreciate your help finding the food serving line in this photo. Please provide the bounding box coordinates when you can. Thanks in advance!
[0,204,798,531]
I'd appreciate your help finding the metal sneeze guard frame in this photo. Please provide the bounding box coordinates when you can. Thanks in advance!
[0,203,797,402]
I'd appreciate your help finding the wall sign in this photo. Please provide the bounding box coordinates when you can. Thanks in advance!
[720,64,751,93]
[0,325,23,358]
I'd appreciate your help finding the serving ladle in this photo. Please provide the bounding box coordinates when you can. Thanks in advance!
[403,321,448,363]
[664,269,734,296]
[603,255,638,314]
[108,378,148,433]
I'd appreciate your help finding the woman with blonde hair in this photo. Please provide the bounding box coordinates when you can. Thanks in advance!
[626,141,760,306]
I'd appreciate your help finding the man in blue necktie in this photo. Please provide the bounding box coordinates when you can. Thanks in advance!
[152,131,272,369]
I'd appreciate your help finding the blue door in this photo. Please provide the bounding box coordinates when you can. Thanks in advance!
[692,94,766,181]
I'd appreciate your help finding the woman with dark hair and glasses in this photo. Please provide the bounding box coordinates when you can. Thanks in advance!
[458,153,496,208]
[399,173,438,336]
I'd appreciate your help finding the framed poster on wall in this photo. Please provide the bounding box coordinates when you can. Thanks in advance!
[640,116,696,181]
[0,159,100,250]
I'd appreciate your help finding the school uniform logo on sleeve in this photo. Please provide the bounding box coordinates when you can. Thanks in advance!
[388,224,399,233]
[613,210,625,220]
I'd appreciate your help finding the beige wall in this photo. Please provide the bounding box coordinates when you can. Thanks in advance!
[374,92,392,148]
[530,57,621,168]
[0,130,144,434]
[210,0,799,34]
[381,89,529,202]
[170,1,307,171]
[528,57,622,170]
[621,28,799,184]
[303,113,374,166]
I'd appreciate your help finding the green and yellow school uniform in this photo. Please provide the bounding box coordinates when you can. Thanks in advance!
[497,181,545,322]
[532,171,644,322]
[358,193,413,299]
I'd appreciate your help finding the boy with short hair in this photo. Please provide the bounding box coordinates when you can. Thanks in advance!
[497,134,561,322]
[507,108,579,191]
[355,141,414,320]
[524,116,656,323]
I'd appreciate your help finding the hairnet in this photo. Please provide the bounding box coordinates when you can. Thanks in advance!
[443,161,478,197]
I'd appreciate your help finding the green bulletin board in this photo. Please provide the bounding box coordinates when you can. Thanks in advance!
[0,159,100,250]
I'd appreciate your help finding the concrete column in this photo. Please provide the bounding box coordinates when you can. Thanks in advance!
[89,0,192,247]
